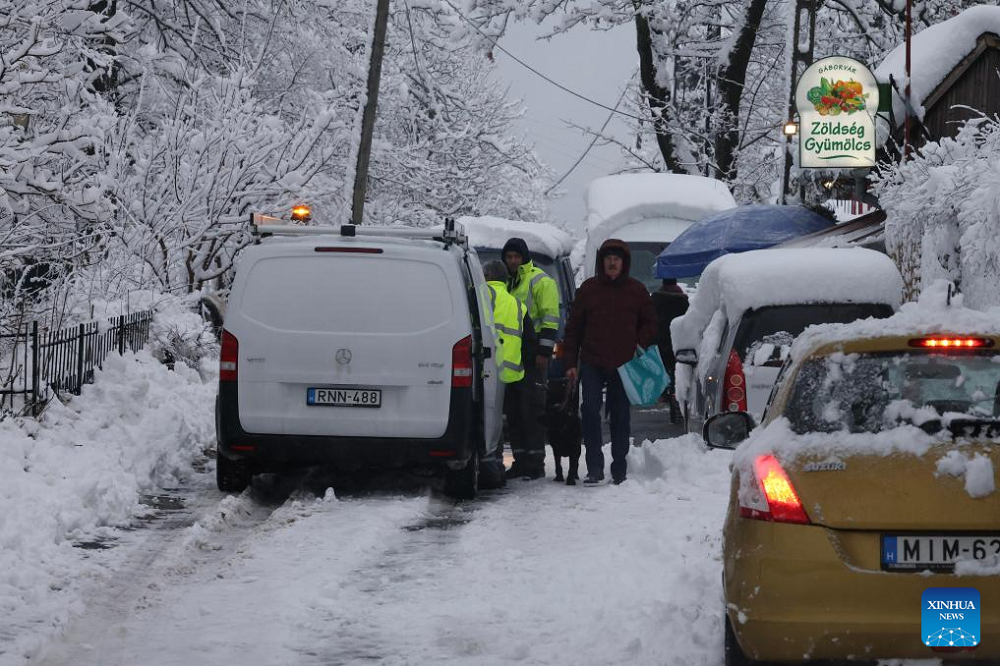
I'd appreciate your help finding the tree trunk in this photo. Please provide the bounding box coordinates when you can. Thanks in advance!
[634,7,683,173]
[714,0,769,181]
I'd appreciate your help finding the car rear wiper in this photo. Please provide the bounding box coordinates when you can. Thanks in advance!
[946,418,1000,439]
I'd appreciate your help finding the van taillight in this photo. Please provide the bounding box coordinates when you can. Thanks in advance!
[452,336,473,388]
[220,330,238,382]
[739,455,810,524]
[723,349,747,412]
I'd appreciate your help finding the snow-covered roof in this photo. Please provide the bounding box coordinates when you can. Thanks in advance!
[583,174,736,235]
[876,5,1000,127]
[790,279,1000,363]
[671,248,903,353]
[457,215,574,258]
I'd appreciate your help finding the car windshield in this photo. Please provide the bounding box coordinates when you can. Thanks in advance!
[735,303,894,366]
[785,350,1000,434]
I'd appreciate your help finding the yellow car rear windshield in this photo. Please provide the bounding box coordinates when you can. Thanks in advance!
[786,350,1000,434]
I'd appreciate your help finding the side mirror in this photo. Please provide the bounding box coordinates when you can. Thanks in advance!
[704,412,755,450]
[675,349,698,366]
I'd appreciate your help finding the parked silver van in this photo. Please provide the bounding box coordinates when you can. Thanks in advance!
[215,219,503,499]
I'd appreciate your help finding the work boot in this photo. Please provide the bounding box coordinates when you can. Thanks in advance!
[520,466,545,481]
[583,474,604,486]
[505,463,525,480]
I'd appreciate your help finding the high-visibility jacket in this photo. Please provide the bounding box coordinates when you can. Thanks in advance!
[487,280,526,383]
[509,262,560,358]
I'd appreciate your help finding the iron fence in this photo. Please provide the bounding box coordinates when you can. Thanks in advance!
[0,311,153,417]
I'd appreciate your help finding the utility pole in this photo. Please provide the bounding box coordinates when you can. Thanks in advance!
[781,0,817,204]
[351,0,391,225]
[903,0,913,160]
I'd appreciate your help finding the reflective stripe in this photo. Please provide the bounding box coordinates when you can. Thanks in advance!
[542,315,560,325]
[525,273,544,315]
[500,360,524,373]
[495,323,521,337]
[488,285,497,310]
[539,338,556,348]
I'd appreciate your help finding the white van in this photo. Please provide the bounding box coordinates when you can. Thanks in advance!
[215,220,503,499]
[671,248,904,436]
[583,173,736,291]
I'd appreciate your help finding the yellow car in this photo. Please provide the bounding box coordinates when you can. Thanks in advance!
[705,324,1000,664]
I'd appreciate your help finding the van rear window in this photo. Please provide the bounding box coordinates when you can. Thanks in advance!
[240,256,454,333]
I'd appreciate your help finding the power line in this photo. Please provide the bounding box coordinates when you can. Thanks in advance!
[545,71,636,195]
[440,0,648,123]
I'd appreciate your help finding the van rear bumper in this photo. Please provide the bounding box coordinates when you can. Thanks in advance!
[216,382,477,470]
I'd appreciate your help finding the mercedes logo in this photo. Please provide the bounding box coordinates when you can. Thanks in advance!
[335,348,352,365]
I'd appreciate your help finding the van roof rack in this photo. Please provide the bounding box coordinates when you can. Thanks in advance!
[249,213,467,247]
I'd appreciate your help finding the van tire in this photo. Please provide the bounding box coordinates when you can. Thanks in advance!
[444,450,479,500]
[217,453,252,493]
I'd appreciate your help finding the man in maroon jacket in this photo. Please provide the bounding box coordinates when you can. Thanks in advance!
[563,239,657,485]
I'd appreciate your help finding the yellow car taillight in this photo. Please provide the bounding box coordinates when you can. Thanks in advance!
[739,454,811,524]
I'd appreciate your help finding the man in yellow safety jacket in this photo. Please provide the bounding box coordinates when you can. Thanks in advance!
[502,238,558,478]
[482,260,544,482]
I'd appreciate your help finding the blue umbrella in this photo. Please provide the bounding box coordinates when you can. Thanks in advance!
[654,204,836,279]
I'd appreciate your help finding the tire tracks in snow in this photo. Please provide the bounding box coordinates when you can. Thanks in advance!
[28,472,321,666]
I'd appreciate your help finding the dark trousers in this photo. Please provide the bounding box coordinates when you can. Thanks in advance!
[504,363,545,470]
[580,360,631,480]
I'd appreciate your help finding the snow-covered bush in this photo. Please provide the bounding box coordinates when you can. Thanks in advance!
[147,295,217,371]
[875,117,1000,309]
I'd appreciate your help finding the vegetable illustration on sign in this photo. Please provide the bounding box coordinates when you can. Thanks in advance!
[807,78,868,116]
[796,56,879,168]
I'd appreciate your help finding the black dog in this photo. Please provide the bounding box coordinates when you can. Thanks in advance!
[543,380,582,485]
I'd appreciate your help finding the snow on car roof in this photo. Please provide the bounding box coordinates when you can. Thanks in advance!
[790,279,1000,363]
[457,215,574,258]
[584,173,736,236]
[876,5,1000,128]
[671,248,903,353]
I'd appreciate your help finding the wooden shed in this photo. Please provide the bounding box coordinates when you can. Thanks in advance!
[876,7,1000,153]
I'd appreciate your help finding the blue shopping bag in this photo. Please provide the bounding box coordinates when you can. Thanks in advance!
[617,346,671,407]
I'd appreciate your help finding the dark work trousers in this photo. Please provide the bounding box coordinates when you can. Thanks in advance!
[580,360,631,480]
[504,363,546,471]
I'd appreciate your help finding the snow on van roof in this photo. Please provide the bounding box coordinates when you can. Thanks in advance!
[671,248,903,354]
[790,279,1000,362]
[876,5,1000,128]
[584,173,736,235]
[457,215,574,258]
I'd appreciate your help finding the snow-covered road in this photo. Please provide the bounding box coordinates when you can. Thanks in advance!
[30,442,731,666]
[4,351,733,666]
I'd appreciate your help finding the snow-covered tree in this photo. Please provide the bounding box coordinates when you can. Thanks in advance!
[875,117,1000,309]
[1,0,550,327]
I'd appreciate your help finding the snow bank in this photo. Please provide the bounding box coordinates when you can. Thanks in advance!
[0,350,215,662]
[671,248,903,356]
[876,5,1000,128]
[457,215,574,259]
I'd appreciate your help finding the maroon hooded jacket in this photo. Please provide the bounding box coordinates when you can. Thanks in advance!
[563,239,657,372]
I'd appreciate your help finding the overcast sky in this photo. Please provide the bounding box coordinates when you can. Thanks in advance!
[492,19,638,231]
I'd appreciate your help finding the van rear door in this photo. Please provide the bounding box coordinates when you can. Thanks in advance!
[464,249,502,452]
[229,241,469,439]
